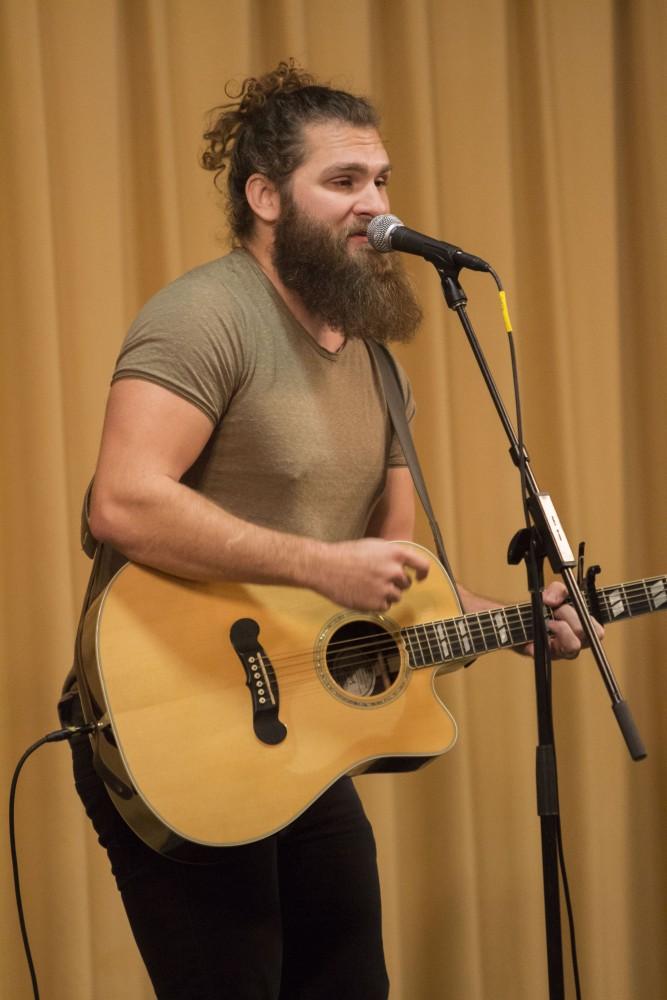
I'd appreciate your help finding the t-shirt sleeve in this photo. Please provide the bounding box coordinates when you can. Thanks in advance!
[387,358,416,467]
[112,273,251,425]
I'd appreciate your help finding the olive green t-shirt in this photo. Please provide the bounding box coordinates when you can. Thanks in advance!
[113,249,414,543]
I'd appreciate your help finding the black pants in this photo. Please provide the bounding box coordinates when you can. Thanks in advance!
[71,737,389,999]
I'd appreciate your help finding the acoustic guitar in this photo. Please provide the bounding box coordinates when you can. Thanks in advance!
[78,542,666,859]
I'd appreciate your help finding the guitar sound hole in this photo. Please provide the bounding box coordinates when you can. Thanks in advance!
[326,621,400,697]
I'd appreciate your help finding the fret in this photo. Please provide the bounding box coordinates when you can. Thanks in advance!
[474,611,494,651]
[403,627,421,668]
[511,603,530,644]
[487,610,500,647]
[445,618,464,660]
[502,605,525,647]
[607,587,628,620]
[498,605,516,646]
[455,617,474,656]
[626,582,651,617]
[490,608,512,647]
[523,604,537,642]
[478,610,498,651]
[466,612,488,653]
[434,622,452,661]
[424,623,443,664]
[648,576,667,610]
[598,587,613,624]
[414,624,431,666]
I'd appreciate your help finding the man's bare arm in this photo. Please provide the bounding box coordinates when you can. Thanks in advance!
[89,379,430,612]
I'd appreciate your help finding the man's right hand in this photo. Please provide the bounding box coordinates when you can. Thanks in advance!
[313,538,430,613]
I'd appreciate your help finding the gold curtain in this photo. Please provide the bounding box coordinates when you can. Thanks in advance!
[2,1,665,997]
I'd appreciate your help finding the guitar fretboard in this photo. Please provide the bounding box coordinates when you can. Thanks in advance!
[403,575,667,669]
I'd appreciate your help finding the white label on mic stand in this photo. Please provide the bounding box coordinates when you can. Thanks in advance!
[537,494,576,566]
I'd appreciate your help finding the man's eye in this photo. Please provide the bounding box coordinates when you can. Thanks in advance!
[376,176,389,187]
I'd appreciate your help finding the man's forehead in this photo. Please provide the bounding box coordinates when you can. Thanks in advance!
[300,122,390,172]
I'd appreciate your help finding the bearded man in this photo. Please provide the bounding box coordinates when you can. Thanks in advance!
[68,61,592,999]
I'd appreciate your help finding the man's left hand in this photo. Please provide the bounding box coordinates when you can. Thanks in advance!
[526,581,605,660]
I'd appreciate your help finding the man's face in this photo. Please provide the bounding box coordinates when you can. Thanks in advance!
[285,122,392,250]
[271,122,422,344]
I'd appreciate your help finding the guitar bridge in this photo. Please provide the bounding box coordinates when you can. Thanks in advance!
[229,618,287,746]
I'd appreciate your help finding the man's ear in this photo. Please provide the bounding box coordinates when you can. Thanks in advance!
[245,173,281,223]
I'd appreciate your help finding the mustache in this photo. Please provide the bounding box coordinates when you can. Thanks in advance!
[345,219,373,238]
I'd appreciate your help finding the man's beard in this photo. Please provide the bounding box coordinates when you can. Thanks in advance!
[271,194,423,344]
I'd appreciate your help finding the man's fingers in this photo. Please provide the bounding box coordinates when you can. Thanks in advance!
[542,582,568,607]
[553,604,605,645]
[381,585,403,610]
[382,549,430,609]
[542,582,605,652]
[397,548,430,581]
[547,619,582,658]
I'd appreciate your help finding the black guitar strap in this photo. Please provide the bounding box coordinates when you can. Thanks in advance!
[366,339,460,592]
[59,483,126,704]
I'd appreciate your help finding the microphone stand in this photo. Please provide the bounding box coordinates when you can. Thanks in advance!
[436,266,646,1000]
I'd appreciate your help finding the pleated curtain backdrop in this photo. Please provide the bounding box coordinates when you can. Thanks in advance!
[1,2,665,998]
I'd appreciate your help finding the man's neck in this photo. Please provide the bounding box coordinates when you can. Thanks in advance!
[243,237,346,353]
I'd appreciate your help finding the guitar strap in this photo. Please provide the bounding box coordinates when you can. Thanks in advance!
[58,483,126,707]
[366,339,461,598]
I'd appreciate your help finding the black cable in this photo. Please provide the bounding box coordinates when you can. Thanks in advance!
[488,267,583,1000]
[557,815,583,999]
[9,725,95,1000]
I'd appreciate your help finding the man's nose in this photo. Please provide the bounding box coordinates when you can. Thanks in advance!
[355,182,389,218]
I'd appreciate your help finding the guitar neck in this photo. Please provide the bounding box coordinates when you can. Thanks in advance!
[404,575,667,669]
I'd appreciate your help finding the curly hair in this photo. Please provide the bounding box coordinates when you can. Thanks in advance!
[201,60,380,240]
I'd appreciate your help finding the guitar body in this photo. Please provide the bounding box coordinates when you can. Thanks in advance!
[79,542,462,857]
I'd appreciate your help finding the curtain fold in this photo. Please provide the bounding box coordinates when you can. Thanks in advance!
[2,2,665,997]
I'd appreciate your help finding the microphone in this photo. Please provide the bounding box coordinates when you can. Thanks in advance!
[366,214,490,273]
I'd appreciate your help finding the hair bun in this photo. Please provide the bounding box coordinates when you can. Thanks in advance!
[234,59,316,117]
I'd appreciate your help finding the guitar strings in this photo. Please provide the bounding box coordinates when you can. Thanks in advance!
[246,579,664,688]
[268,598,546,672]
[274,577,661,672]
[261,609,540,686]
[133,579,661,696]
[274,581,649,676]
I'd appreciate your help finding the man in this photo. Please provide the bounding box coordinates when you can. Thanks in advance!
[72,62,593,999]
